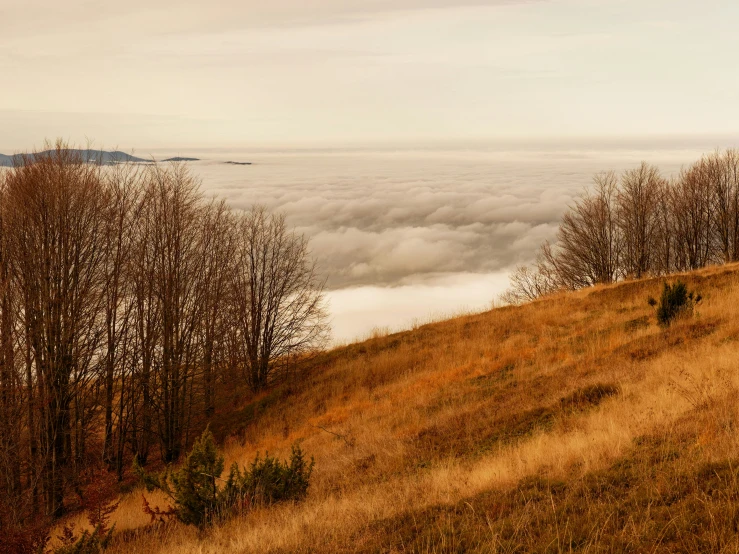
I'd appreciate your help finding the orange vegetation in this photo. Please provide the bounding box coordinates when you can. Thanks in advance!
[76,263,739,552]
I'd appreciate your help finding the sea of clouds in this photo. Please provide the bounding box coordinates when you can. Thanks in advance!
[150,142,714,342]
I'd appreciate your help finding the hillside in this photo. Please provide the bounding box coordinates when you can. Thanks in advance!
[89,264,739,553]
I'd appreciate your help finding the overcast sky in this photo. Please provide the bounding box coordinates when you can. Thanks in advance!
[2,0,739,150]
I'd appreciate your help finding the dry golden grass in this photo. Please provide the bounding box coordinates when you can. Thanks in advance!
[101,263,739,553]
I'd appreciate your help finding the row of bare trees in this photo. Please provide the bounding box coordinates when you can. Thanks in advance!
[504,149,739,303]
[0,145,328,529]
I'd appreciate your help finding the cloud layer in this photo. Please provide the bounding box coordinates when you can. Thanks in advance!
[186,143,701,289]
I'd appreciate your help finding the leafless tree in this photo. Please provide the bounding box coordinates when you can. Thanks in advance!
[672,160,716,270]
[500,245,560,304]
[4,145,108,516]
[0,143,332,524]
[551,172,621,289]
[509,150,739,303]
[0,175,24,523]
[127,174,161,467]
[705,149,739,263]
[100,163,142,472]
[616,162,663,278]
[145,163,207,463]
[230,207,329,392]
[197,200,235,418]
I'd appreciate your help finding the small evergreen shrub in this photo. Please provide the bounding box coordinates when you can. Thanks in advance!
[135,429,313,528]
[135,428,223,527]
[649,280,701,327]
[222,444,315,511]
[171,429,224,526]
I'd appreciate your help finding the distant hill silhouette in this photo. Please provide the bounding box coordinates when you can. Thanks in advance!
[0,149,148,167]
[0,150,255,167]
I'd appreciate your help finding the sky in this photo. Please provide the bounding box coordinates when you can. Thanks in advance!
[3,0,739,150]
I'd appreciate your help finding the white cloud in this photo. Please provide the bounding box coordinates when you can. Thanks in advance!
[184,143,706,289]
[326,271,512,343]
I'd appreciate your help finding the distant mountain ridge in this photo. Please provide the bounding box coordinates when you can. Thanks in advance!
[0,149,148,167]
[0,150,253,167]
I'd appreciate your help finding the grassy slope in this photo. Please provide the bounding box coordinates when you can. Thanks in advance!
[105,264,739,553]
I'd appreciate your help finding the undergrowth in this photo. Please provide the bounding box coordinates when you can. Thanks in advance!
[135,429,314,528]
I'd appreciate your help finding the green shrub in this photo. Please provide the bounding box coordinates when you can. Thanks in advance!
[650,280,701,327]
[222,444,314,510]
[135,428,223,527]
[135,429,313,528]
[171,429,224,526]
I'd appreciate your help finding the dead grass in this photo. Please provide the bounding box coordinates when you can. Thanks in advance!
[101,263,739,553]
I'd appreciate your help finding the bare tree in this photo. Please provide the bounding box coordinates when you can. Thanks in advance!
[5,145,108,516]
[230,207,328,392]
[706,149,739,263]
[500,245,560,304]
[146,163,207,462]
[649,177,675,276]
[0,175,23,523]
[551,172,621,289]
[100,162,142,472]
[197,201,235,418]
[672,160,716,270]
[514,150,739,300]
[128,175,162,466]
[616,162,663,278]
